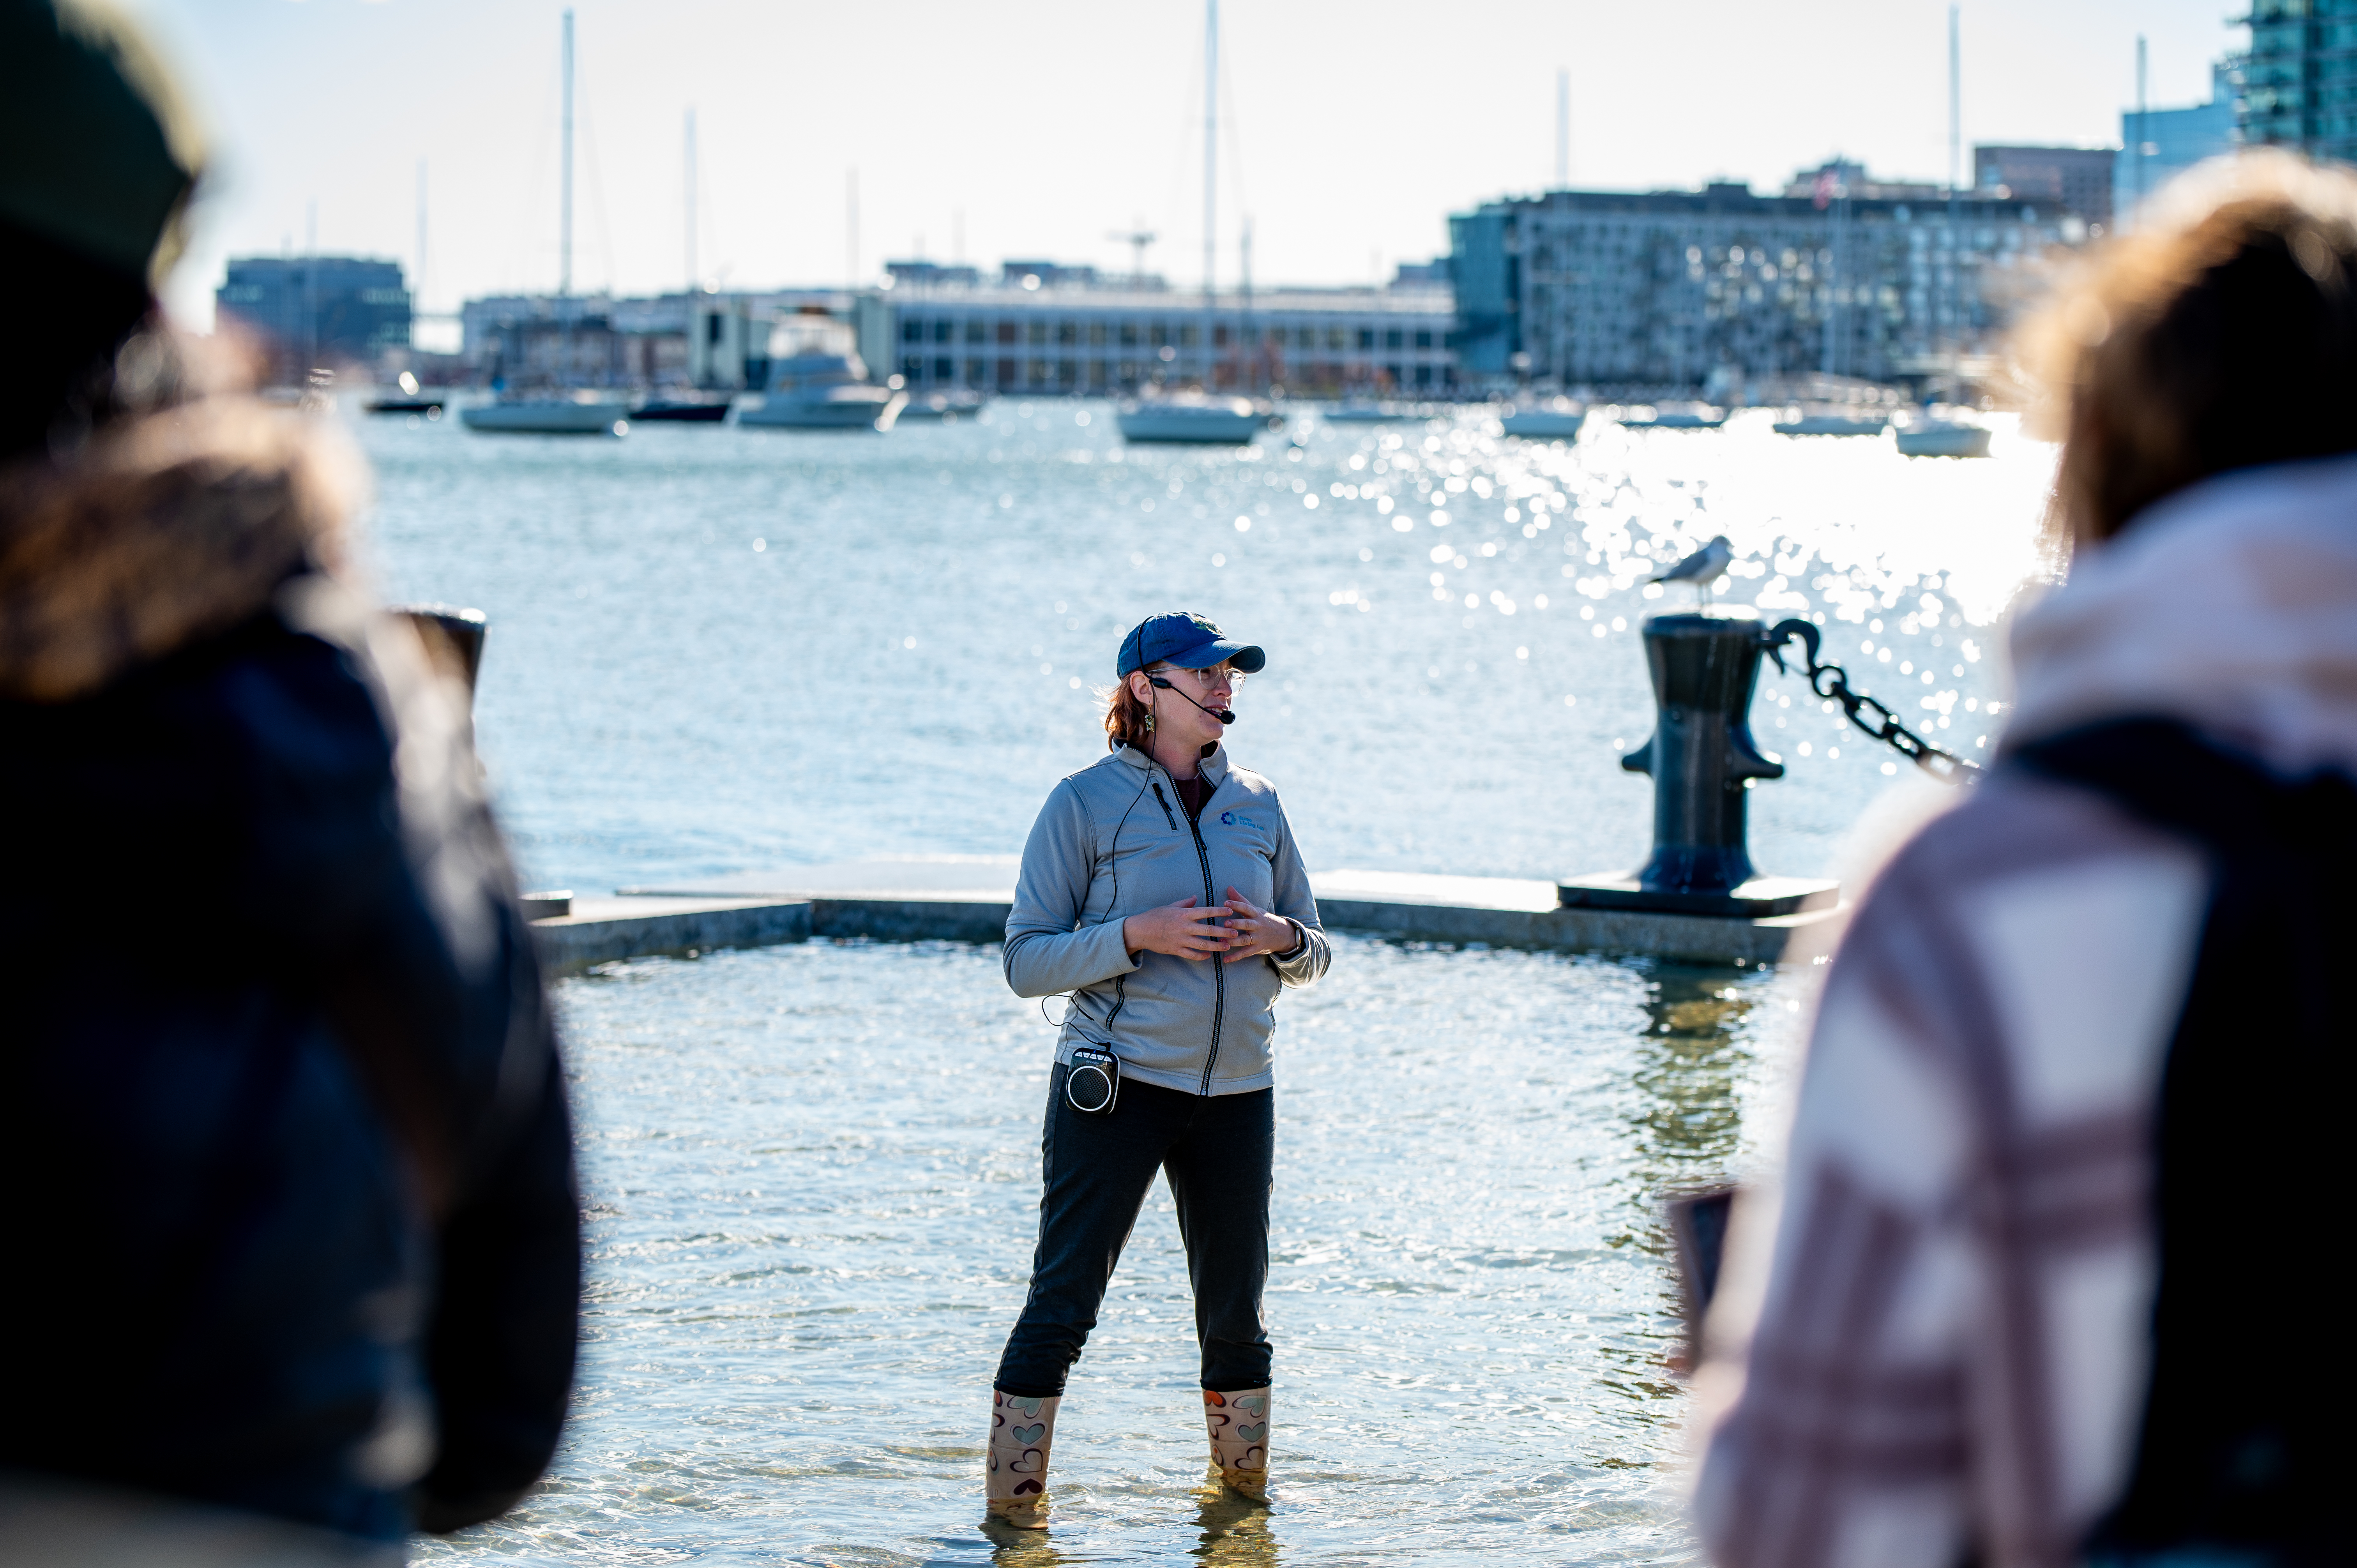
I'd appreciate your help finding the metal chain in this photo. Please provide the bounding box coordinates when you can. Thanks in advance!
[1763,618,1981,784]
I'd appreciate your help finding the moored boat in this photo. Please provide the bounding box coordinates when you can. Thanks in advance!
[461,395,630,436]
[1772,407,1889,436]
[1325,398,1419,424]
[1499,398,1586,440]
[1620,402,1727,430]
[895,389,987,422]
[1115,395,1274,444]
[366,372,445,416]
[737,317,904,431]
[1894,411,1993,458]
[630,396,732,423]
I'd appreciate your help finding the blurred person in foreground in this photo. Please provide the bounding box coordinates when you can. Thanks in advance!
[1692,150,2355,1568]
[0,0,580,1554]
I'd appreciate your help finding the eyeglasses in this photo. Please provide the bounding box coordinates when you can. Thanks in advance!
[1161,664,1245,689]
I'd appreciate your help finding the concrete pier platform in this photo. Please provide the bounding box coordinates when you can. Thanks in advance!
[532,897,813,975]
[1306,868,1842,966]
[528,856,1843,972]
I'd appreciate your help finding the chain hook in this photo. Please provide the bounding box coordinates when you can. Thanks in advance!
[1761,617,1981,784]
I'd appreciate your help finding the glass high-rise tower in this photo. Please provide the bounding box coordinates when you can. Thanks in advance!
[2243,0,2357,162]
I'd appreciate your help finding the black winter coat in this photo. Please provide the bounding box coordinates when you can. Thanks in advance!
[0,402,580,1542]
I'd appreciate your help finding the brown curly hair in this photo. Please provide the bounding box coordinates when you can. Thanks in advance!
[2021,151,2357,553]
[1100,663,1166,750]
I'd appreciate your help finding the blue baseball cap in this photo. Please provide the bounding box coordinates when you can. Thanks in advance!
[1116,612,1266,678]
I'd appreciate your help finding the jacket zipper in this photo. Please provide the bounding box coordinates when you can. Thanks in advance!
[1184,778,1225,1095]
[1152,767,1225,1094]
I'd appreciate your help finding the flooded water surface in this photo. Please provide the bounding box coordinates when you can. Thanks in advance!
[363,404,2052,1563]
[417,937,1793,1566]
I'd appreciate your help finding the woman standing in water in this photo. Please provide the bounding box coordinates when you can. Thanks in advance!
[988,612,1330,1528]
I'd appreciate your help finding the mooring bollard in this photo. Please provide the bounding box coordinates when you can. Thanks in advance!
[1560,609,1839,918]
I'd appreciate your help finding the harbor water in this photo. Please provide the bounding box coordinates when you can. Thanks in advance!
[364,403,2057,1564]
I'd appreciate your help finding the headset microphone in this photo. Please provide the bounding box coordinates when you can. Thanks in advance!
[1149,675,1236,725]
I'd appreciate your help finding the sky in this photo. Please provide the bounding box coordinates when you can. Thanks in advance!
[127,0,2247,329]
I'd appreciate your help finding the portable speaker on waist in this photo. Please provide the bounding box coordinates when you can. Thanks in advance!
[1065,1044,1121,1115]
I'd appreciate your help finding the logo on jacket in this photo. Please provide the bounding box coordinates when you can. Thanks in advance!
[1218,809,1262,830]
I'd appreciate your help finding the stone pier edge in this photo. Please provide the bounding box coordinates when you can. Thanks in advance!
[533,893,1843,976]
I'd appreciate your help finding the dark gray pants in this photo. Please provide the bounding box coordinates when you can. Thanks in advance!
[993,1063,1274,1398]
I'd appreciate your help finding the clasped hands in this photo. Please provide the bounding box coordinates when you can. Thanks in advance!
[1123,887,1295,965]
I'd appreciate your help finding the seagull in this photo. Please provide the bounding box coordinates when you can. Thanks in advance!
[1651,534,1734,607]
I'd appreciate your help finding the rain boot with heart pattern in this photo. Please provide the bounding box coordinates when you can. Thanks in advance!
[986,1390,1059,1528]
[1202,1387,1270,1499]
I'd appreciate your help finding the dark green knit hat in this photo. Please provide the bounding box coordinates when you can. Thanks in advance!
[0,0,206,283]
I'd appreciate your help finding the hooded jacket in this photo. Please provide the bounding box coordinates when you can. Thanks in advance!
[1692,454,2357,1568]
[0,396,579,1542]
[1004,742,1331,1096]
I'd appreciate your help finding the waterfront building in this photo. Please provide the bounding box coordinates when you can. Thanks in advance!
[883,260,982,291]
[2243,2,2357,161]
[2118,60,2243,225]
[459,294,659,388]
[461,289,855,390]
[1450,170,2082,393]
[455,270,1455,397]
[215,256,410,373]
[1974,145,2117,228]
[996,260,1103,290]
[1778,161,1944,204]
[879,277,1454,397]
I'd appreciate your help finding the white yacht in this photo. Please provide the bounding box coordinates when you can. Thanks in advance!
[895,389,986,423]
[461,394,631,436]
[1325,398,1419,424]
[1894,409,1993,458]
[1499,398,1586,440]
[738,317,905,431]
[1115,395,1274,445]
[1619,402,1727,430]
[1772,407,1890,437]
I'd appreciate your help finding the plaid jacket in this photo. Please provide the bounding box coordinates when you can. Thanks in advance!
[1693,454,2357,1568]
[1692,773,2207,1568]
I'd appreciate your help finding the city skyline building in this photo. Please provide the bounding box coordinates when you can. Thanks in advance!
[883,281,1452,398]
[1974,145,2117,229]
[2119,58,2241,226]
[1450,168,2081,393]
[215,255,412,374]
[2241,0,2357,162]
[454,264,1456,396]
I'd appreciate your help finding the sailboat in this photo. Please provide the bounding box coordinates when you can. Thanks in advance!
[1893,10,1990,458]
[463,394,629,435]
[463,11,630,438]
[1117,0,1280,447]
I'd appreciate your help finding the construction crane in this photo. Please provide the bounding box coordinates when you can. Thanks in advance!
[1106,224,1156,287]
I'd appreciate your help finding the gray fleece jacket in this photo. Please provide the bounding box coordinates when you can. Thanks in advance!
[1003,742,1331,1096]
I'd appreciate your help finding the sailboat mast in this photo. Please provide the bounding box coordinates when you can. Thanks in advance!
[1203,0,1217,389]
[1944,2,1959,368]
[1241,216,1254,394]
[2134,36,2149,216]
[415,160,427,316]
[1555,68,1570,187]
[685,108,698,291]
[561,9,574,301]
